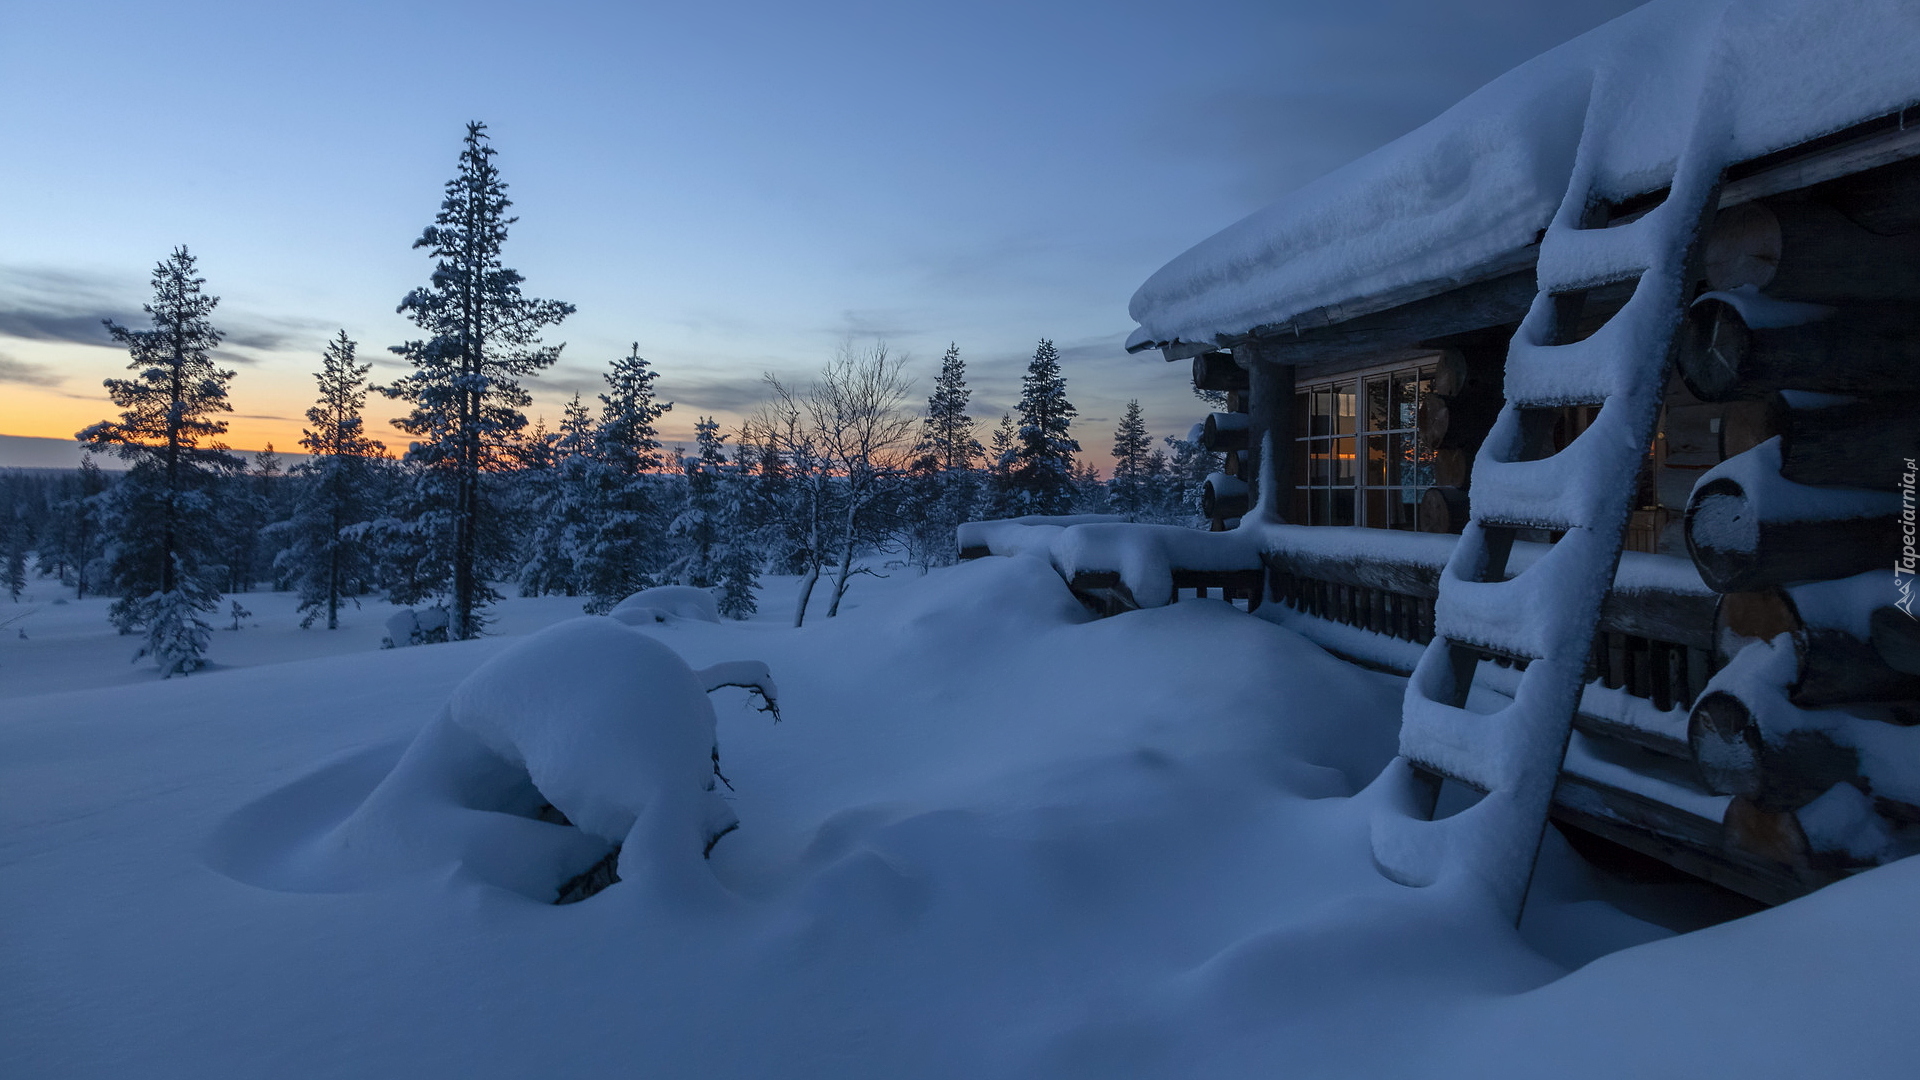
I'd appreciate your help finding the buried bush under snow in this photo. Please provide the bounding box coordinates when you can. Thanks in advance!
[282,610,777,904]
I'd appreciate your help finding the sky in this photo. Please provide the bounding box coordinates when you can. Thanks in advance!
[0,0,1645,470]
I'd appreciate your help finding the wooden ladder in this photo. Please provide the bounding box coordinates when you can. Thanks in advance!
[1368,68,1735,922]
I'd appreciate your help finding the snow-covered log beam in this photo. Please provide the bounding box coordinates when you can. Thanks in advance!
[1548,773,1819,907]
[1199,411,1250,452]
[1710,390,1920,490]
[1688,635,1920,829]
[1871,606,1920,676]
[1190,351,1247,391]
[1201,473,1249,520]
[1717,586,1920,708]
[1689,690,1864,812]
[1675,295,1920,402]
[1703,198,1920,303]
[1684,441,1898,593]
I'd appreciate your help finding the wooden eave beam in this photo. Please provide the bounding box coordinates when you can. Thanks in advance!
[1144,102,1920,370]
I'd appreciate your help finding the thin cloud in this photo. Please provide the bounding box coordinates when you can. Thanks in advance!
[0,262,337,360]
[655,372,778,415]
[0,351,63,387]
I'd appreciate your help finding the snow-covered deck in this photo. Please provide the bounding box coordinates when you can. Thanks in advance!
[955,516,1827,902]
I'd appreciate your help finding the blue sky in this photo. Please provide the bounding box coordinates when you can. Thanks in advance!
[0,0,1643,467]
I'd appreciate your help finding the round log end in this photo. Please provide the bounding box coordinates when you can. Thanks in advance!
[1677,299,1755,403]
[1714,588,1800,658]
[1192,352,1250,393]
[1690,690,1765,801]
[1200,411,1251,453]
[1202,474,1249,520]
[1684,476,1759,592]
[1690,689,1861,812]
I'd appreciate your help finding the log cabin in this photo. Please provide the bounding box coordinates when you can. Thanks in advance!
[965,0,1920,914]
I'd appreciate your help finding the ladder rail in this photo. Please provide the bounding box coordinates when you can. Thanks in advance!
[1368,44,1739,922]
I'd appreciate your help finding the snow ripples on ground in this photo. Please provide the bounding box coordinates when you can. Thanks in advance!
[5,556,1920,1077]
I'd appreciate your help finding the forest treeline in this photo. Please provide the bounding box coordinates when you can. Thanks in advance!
[0,122,1219,675]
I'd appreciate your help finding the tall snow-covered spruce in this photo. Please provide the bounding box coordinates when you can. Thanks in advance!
[669,417,728,588]
[380,122,575,640]
[906,343,981,566]
[279,331,387,629]
[1009,338,1079,515]
[517,393,597,599]
[1109,399,1152,521]
[77,247,240,676]
[579,343,673,614]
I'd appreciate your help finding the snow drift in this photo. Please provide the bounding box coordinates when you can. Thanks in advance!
[5,558,1920,1077]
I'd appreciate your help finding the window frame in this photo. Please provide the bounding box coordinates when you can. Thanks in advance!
[1291,354,1442,530]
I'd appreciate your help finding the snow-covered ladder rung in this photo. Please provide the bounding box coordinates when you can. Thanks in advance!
[1370,77,1732,920]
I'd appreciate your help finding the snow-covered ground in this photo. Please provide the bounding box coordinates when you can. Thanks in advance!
[4,558,1918,1077]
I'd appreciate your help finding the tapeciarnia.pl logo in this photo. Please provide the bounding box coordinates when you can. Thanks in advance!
[1900,457,1917,617]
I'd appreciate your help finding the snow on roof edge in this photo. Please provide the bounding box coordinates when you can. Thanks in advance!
[1129,0,1920,354]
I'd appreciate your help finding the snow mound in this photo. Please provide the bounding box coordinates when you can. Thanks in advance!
[610,585,722,625]
[215,616,774,906]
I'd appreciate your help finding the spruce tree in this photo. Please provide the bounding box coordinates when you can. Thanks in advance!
[1109,399,1152,520]
[669,418,728,587]
[518,394,596,597]
[906,343,982,565]
[4,513,27,601]
[280,331,386,628]
[716,438,763,620]
[381,122,574,639]
[919,344,980,474]
[982,412,1020,520]
[77,247,239,674]
[579,343,673,614]
[1165,432,1221,526]
[1009,339,1079,515]
[48,457,111,597]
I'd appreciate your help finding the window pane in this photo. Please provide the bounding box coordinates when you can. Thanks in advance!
[1334,385,1356,435]
[1332,437,1355,485]
[1308,441,1331,486]
[1392,371,1420,431]
[1365,434,1389,486]
[1329,485,1355,526]
[1390,483,1420,530]
[1311,389,1333,437]
[1366,488,1388,530]
[1312,486,1331,526]
[1366,377,1390,434]
[1407,436,1434,490]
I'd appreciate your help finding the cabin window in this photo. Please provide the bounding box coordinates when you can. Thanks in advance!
[1292,362,1437,529]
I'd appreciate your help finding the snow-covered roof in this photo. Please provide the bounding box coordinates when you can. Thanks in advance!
[1127,0,1920,356]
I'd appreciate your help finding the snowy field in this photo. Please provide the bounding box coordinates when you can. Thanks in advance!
[5,557,1919,1078]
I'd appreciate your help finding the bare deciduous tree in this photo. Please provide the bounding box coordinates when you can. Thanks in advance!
[758,339,916,626]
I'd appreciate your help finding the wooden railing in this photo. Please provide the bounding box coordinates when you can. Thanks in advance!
[955,516,1829,904]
